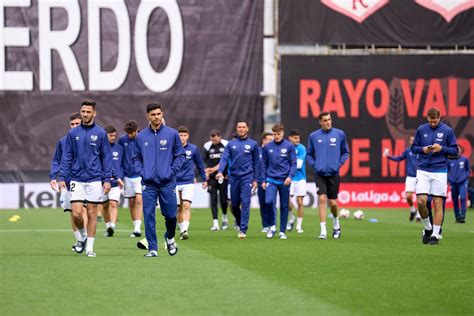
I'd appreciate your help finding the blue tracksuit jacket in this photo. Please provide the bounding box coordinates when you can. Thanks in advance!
[133,125,185,186]
[58,122,113,183]
[50,136,72,189]
[448,156,470,184]
[411,122,458,172]
[293,143,307,181]
[109,142,124,188]
[307,128,350,176]
[387,147,417,177]
[262,139,297,183]
[118,135,140,178]
[218,137,260,181]
[176,142,207,185]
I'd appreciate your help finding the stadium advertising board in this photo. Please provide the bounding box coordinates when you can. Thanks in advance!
[279,0,474,46]
[281,54,473,207]
[0,1,263,182]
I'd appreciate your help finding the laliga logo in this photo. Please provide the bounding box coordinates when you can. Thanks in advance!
[338,190,351,204]
[160,139,167,146]
[321,0,389,23]
[90,135,98,141]
[415,0,474,22]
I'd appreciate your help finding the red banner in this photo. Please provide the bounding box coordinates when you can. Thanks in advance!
[338,183,453,208]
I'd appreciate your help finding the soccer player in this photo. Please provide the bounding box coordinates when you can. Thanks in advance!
[383,136,421,221]
[262,123,296,240]
[216,121,260,239]
[448,145,471,223]
[49,112,88,250]
[307,112,350,240]
[202,129,229,231]
[175,126,207,240]
[287,129,307,233]
[58,100,113,257]
[411,107,458,245]
[257,132,275,233]
[133,103,185,257]
[101,125,124,237]
[118,120,143,238]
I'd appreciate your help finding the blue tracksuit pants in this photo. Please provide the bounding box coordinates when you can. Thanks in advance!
[258,182,276,228]
[230,176,252,233]
[265,182,290,233]
[451,181,468,219]
[142,181,177,252]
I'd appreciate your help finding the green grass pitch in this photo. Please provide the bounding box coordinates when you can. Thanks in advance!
[1,207,473,315]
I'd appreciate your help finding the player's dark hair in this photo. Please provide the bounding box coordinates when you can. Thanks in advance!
[177,126,189,134]
[81,99,96,109]
[69,112,81,121]
[236,121,249,127]
[261,132,272,140]
[210,129,221,137]
[104,125,116,134]
[124,120,138,133]
[146,103,163,113]
[318,111,330,120]
[271,123,284,132]
[427,107,440,118]
[288,129,301,136]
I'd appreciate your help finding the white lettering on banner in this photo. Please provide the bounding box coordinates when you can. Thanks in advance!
[1,0,183,92]
[39,0,85,91]
[135,0,183,92]
[88,0,131,91]
[0,0,33,91]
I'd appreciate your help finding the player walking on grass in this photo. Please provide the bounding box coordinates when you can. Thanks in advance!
[257,132,275,233]
[58,100,113,257]
[49,112,88,251]
[307,112,350,240]
[118,120,144,238]
[133,103,185,257]
[261,124,296,240]
[176,126,207,240]
[217,121,260,239]
[101,126,124,237]
[203,129,230,231]
[383,136,421,222]
[287,129,307,233]
[448,145,470,223]
[411,107,458,245]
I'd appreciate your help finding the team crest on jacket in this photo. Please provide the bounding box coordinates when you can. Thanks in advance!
[244,144,251,150]
[91,135,98,141]
[160,139,167,146]
[330,138,336,143]
[321,0,389,23]
[415,0,474,22]
[113,152,118,157]
[281,148,287,154]
[185,150,192,156]
[437,133,444,138]
[75,136,80,141]
[219,148,224,152]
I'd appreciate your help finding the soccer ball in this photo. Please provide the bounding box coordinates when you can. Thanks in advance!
[339,208,350,218]
[354,210,364,220]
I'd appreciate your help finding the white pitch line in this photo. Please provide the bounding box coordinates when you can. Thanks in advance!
[0,229,131,233]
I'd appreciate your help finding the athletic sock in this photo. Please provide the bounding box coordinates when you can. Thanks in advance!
[111,222,116,229]
[433,225,441,238]
[133,220,142,233]
[422,218,432,231]
[86,237,95,253]
[183,220,190,232]
[410,206,416,214]
[296,217,303,230]
[73,230,81,242]
[178,222,184,232]
[79,228,87,241]
[213,219,219,227]
[222,215,228,222]
[320,222,327,236]
[333,217,340,230]
[105,221,112,229]
[289,212,296,223]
